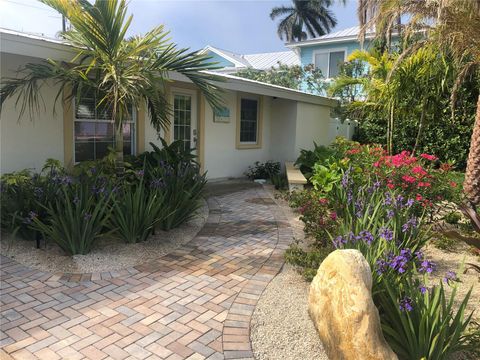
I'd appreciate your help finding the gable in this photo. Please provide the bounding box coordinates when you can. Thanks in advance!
[206,50,236,68]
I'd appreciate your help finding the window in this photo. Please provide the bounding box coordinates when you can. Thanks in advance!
[239,98,258,143]
[74,91,135,162]
[173,94,192,152]
[313,50,346,78]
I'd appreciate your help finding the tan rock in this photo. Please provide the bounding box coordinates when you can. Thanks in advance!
[308,249,398,360]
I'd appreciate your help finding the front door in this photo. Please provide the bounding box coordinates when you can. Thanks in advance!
[172,90,197,154]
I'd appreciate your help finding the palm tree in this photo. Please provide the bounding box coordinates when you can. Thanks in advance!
[270,0,337,42]
[357,0,480,207]
[0,0,222,169]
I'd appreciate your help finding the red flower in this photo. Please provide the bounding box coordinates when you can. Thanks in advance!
[402,175,416,184]
[416,194,423,201]
[411,166,427,177]
[420,153,437,161]
[346,148,360,155]
[387,183,395,189]
[373,161,380,168]
[449,181,457,188]
[330,212,337,221]
[418,182,431,187]
[319,198,328,204]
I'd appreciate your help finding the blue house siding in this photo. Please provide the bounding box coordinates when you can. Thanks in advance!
[206,51,235,68]
[299,40,373,67]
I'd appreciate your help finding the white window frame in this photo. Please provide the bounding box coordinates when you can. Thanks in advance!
[312,47,347,79]
[73,97,137,164]
[238,95,260,145]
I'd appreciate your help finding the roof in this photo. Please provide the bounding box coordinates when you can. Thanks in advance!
[286,26,376,48]
[200,45,299,71]
[0,28,336,107]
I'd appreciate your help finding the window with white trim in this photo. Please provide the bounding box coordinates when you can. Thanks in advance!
[314,50,346,78]
[74,91,135,162]
[239,98,258,143]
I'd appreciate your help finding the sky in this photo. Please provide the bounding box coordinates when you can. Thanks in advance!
[0,0,358,54]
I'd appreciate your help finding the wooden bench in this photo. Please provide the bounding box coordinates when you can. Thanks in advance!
[285,161,307,191]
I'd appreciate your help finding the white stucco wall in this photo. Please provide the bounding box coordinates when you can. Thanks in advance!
[1,53,65,174]
[294,102,332,158]
[270,98,297,163]
[203,90,273,179]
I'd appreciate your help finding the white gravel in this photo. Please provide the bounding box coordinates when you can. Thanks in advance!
[251,265,328,360]
[251,186,328,360]
[0,199,208,274]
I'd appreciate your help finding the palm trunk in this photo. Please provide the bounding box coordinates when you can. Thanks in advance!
[115,121,124,173]
[463,94,480,208]
[413,101,426,156]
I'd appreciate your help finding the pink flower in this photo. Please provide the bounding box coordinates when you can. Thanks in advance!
[411,166,427,176]
[330,212,337,221]
[402,175,416,184]
[449,181,457,188]
[416,194,423,201]
[387,183,395,189]
[319,198,328,205]
[420,153,437,161]
[418,182,431,187]
[373,161,380,168]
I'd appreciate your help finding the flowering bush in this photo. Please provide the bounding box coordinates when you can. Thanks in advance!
[329,138,462,208]
[287,190,338,247]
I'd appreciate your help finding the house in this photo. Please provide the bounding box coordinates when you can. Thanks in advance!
[286,26,374,80]
[0,28,348,180]
[199,45,300,74]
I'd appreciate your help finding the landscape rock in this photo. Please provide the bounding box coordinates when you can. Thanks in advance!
[308,249,398,360]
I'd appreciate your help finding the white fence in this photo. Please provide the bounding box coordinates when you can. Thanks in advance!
[328,118,357,142]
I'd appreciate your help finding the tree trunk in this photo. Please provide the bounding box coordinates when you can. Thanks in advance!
[115,121,124,173]
[412,101,426,156]
[463,94,480,207]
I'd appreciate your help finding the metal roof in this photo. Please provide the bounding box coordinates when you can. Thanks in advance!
[286,26,376,48]
[201,45,299,71]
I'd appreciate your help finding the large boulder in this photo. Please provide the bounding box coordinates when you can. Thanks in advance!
[308,249,398,360]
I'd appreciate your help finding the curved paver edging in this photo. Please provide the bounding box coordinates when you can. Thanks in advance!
[0,184,292,360]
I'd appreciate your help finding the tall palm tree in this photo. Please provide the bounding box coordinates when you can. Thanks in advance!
[270,0,337,42]
[357,0,480,207]
[0,0,222,168]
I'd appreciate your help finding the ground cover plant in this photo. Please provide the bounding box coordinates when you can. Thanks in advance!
[0,142,206,255]
[284,138,480,359]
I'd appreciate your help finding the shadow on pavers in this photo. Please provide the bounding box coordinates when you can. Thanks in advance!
[205,178,261,197]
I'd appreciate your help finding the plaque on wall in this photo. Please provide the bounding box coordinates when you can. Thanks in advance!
[214,107,230,123]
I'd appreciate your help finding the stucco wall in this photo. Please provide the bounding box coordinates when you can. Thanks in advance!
[270,98,297,163]
[295,102,332,158]
[1,53,65,174]
[203,90,273,179]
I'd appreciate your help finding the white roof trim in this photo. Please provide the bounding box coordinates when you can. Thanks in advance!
[200,45,248,68]
[170,71,338,107]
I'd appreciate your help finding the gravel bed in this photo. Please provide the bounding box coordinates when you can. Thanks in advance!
[0,199,209,274]
[251,264,328,360]
[251,186,328,360]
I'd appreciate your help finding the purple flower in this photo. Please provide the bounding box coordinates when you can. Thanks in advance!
[387,209,395,219]
[136,170,145,178]
[415,250,424,261]
[23,211,38,224]
[388,249,412,274]
[376,259,389,275]
[443,271,458,284]
[341,169,350,188]
[405,198,414,207]
[373,180,381,189]
[73,196,80,205]
[384,193,393,206]
[333,235,347,248]
[347,191,353,204]
[396,195,405,208]
[419,260,436,274]
[399,297,414,312]
[83,213,92,221]
[379,227,393,241]
[150,178,164,189]
[359,230,374,245]
[419,285,428,295]
[402,217,418,232]
[33,187,43,198]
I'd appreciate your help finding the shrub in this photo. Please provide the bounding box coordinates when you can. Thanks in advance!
[270,173,288,190]
[138,139,198,170]
[287,190,338,247]
[109,178,167,243]
[30,181,112,255]
[245,161,280,180]
[284,242,334,281]
[151,163,207,231]
[295,142,334,179]
[310,162,342,192]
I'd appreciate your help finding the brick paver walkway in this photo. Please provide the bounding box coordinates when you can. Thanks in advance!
[0,184,293,359]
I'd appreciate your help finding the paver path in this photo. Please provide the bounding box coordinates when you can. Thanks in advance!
[0,184,293,359]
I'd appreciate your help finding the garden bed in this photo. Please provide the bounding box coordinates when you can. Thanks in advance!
[0,199,208,274]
